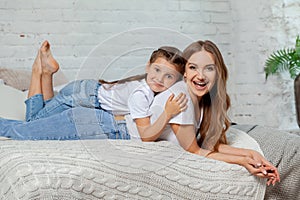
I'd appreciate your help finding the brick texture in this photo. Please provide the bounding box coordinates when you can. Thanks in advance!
[0,0,299,129]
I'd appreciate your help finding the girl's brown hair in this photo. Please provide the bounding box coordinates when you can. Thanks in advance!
[99,46,186,85]
[183,40,231,152]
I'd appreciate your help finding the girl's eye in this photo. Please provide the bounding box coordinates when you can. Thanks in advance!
[166,74,174,79]
[155,67,160,72]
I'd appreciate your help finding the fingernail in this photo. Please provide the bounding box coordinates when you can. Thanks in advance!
[263,170,267,175]
[257,163,262,167]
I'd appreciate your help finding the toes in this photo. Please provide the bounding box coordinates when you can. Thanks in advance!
[40,40,50,53]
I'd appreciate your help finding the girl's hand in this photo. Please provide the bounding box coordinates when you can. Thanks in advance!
[164,93,188,119]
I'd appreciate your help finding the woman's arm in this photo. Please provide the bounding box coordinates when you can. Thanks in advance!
[218,143,280,185]
[170,124,278,183]
[218,143,268,165]
[135,93,187,141]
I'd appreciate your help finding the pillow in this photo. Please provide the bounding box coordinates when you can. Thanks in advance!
[0,67,69,120]
[0,81,27,120]
[0,67,68,91]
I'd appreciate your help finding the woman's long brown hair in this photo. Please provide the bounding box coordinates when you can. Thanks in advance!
[183,40,231,152]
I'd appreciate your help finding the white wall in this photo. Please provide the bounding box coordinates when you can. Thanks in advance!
[0,0,232,80]
[0,0,299,130]
[229,0,300,130]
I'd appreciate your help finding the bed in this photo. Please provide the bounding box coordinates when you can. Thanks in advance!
[0,128,266,200]
[1,68,299,200]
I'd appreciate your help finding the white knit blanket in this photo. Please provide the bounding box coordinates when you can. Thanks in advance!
[0,127,266,200]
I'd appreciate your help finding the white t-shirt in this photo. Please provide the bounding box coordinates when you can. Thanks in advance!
[151,81,196,144]
[126,81,197,143]
[97,79,154,116]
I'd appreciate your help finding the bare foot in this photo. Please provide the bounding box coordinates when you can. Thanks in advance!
[40,40,59,74]
[32,50,42,75]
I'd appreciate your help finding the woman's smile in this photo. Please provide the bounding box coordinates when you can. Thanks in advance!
[192,80,208,90]
[185,51,216,98]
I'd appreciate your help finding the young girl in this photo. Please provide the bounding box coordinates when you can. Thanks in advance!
[0,41,187,140]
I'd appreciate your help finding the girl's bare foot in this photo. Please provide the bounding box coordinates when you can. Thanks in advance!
[32,50,42,75]
[40,40,59,74]
[28,48,43,98]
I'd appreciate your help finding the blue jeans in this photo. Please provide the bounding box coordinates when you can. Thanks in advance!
[25,79,101,121]
[0,107,130,140]
[0,79,131,140]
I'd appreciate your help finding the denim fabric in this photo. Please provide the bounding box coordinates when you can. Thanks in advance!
[25,94,44,121]
[25,79,101,121]
[0,107,131,140]
[111,119,131,140]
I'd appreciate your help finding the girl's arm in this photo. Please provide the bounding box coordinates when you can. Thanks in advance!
[170,124,278,183]
[135,93,187,142]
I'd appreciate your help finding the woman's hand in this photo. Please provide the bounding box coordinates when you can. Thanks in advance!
[217,144,280,186]
[240,155,280,186]
[164,93,188,119]
[247,150,280,185]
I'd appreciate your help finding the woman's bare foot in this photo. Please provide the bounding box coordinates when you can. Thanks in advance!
[40,40,59,74]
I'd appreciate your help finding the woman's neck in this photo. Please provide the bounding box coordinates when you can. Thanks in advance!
[188,88,202,122]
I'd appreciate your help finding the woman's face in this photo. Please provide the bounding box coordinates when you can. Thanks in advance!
[184,50,217,99]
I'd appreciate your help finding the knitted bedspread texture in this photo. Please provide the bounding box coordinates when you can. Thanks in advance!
[0,128,266,200]
[244,125,300,200]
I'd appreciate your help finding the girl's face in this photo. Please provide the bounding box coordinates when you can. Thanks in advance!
[146,57,181,93]
[184,50,217,99]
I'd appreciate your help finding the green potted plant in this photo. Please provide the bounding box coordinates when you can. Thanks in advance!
[264,35,300,127]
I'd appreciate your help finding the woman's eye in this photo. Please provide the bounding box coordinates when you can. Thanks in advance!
[155,68,160,72]
[189,65,196,70]
[205,65,215,72]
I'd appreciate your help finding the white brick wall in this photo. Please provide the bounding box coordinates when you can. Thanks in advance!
[0,0,299,130]
[229,0,300,130]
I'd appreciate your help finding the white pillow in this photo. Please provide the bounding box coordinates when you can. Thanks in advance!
[0,80,27,120]
[0,80,69,121]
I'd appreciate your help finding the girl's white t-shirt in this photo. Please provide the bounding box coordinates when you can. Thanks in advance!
[126,81,198,143]
[150,81,196,144]
[97,79,154,116]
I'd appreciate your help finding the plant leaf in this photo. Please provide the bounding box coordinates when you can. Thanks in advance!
[264,35,300,80]
[289,63,300,79]
[295,35,300,58]
[264,48,295,79]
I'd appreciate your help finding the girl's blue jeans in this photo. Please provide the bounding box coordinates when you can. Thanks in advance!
[0,79,130,140]
[25,79,101,121]
[0,107,130,140]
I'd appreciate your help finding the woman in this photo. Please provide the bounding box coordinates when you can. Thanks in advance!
[132,40,280,186]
